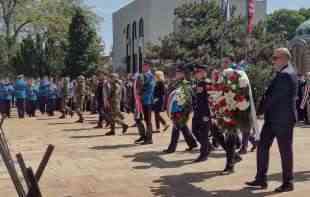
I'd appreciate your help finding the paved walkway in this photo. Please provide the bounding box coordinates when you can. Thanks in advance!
[0,112,310,197]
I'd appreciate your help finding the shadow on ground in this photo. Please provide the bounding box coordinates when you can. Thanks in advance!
[70,134,106,139]
[124,151,194,169]
[89,144,137,150]
[63,128,95,132]
[150,171,310,197]
[48,122,77,125]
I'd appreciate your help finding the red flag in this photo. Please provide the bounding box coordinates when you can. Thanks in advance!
[247,0,255,34]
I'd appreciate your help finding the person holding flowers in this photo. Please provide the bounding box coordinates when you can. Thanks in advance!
[208,55,257,174]
[163,64,197,154]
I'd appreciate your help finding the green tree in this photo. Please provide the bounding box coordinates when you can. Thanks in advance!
[266,9,308,40]
[64,8,101,78]
[147,1,287,103]
[299,8,310,20]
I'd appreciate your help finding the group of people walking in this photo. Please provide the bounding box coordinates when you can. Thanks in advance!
[0,47,307,193]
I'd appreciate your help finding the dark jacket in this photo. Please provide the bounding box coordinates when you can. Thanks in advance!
[153,81,165,112]
[258,65,298,127]
[192,80,211,119]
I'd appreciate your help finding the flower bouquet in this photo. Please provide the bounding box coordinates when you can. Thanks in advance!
[208,68,251,133]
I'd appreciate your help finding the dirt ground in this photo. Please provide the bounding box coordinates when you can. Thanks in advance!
[0,112,310,197]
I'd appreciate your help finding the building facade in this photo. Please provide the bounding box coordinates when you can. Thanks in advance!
[112,0,267,73]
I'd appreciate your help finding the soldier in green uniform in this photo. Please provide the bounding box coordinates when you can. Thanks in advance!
[89,75,98,114]
[59,77,71,119]
[75,75,86,123]
[105,73,129,136]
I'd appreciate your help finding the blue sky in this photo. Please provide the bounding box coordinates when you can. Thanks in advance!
[85,0,310,54]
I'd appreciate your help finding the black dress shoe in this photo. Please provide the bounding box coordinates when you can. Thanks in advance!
[94,125,103,129]
[185,145,198,152]
[105,131,115,136]
[274,183,294,193]
[250,144,257,152]
[233,154,243,164]
[245,180,268,189]
[134,137,145,144]
[163,149,175,154]
[141,140,153,145]
[75,119,84,123]
[122,125,129,134]
[193,156,208,163]
[221,166,234,175]
[59,115,66,119]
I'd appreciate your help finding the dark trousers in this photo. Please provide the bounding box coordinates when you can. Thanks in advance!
[16,99,26,118]
[154,112,167,130]
[47,99,56,116]
[256,123,294,183]
[143,104,153,142]
[97,103,111,126]
[240,129,257,151]
[26,100,36,117]
[212,125,239,168]
[167,123,197,152]
[39,96,48,114]
[192,116,210,158]
[0,100,11,117]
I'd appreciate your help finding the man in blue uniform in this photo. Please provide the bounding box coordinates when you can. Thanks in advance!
[140,62,155,145]
[47,78,57,116]
[14,75,27,118]
[26,78,38,117]
[39,76,50,114]
[192,64,212,162]
[0,79,14,118]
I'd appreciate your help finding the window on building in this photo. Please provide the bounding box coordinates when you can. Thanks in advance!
[133,21,137,39]
[126,24,130,40]
[139,18,144,37]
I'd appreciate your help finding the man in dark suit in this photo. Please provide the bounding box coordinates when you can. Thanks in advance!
[246,48,298,193]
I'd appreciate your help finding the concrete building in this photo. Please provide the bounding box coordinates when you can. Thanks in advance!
[112,0,267,73]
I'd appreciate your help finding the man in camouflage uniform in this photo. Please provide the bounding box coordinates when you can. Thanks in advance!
[74,75,86,123]
[105,73,129,136]
[89,75,98,114]
[59,77,71,119]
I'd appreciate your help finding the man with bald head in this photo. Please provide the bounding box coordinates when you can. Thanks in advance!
[246,48,298,192]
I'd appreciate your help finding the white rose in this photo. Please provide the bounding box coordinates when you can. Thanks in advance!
[239,77,249,88]
[231,84,236,90]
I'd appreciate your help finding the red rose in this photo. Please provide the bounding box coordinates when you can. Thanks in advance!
[207,85,213,91]
[228,73,238,81]
[225,119,237,127]
[219,99,226,107]
[223,85,230,93]
[234,95,245,102]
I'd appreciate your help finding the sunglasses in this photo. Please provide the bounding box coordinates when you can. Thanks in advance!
[272,56,281,61]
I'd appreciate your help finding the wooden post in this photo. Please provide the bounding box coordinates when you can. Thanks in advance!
[35,145,54,181]
[26,168,42,197]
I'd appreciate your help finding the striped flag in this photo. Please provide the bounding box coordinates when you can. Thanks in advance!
[247,0,256,33]
[133,75,143,115]
[301,83,310,109]
[166,90,177,118]
[221,0,232,21]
